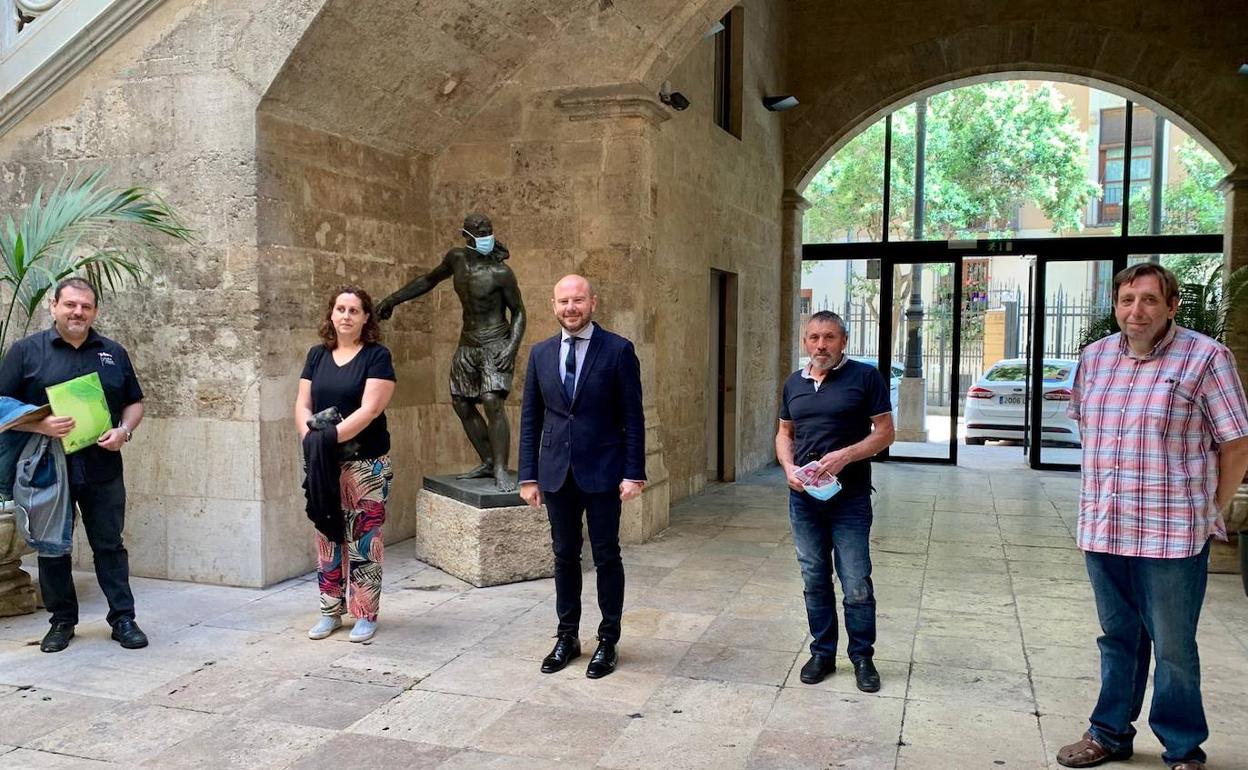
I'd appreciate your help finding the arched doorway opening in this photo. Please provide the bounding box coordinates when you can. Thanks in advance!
[799,77,1227,470]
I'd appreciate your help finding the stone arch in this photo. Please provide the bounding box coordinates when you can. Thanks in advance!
[794,69,1234,197]
[783,21,1248,192]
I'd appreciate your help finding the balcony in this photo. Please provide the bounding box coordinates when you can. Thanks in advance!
[1,0,163,135]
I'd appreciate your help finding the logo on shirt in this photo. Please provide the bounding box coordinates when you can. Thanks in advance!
[98,352,116,367]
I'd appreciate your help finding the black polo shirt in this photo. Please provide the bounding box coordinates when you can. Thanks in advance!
[779,358,891,496]
[0,327,144,484]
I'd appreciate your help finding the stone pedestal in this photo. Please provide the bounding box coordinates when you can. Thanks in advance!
[895,377,929,443]
[414,475,554,588]
[0,507,38,617]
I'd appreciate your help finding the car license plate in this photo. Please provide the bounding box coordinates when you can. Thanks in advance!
[999,395,1023,406]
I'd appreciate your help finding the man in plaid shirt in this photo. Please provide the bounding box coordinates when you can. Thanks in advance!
[1057,264,1248,770]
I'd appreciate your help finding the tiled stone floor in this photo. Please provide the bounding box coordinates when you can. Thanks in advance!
[2,462,1246,769]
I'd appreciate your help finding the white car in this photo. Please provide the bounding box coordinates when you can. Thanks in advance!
[964,358,1081,447]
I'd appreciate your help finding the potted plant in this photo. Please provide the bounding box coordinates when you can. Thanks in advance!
[1079,263,1248,581]
[0,169,190,617]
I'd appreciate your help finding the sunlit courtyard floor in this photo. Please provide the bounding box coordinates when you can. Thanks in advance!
[2,463,1246,769]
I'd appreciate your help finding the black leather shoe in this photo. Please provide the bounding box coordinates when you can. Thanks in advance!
[853,657,881,692]
[111,619,148,649]
[799,654,835,684]
[540,634,581,673]
[585,639,617,679]
[40,622,75,653]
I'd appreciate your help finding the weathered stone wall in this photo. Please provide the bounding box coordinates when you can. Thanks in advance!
[652,0,787,500]
[0,0,326,585]
[254,113,435,583]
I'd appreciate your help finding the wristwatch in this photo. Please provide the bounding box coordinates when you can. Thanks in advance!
[122,427,133,442]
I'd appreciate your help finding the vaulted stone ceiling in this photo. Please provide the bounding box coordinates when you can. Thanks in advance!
[259,0,735,157]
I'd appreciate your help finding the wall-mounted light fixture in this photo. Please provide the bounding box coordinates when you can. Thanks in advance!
[659,80,691,111]
[762,95,799,112]
[704,20,725,37]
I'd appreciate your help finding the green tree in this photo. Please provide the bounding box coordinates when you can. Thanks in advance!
[1126,138,1227,284]
[803,82,1099,245]
[803,82,1099,350]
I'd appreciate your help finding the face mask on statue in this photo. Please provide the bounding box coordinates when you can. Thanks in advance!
[464,230,495,255]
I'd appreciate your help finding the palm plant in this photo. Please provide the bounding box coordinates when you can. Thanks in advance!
[0,169,192,355]
[1078,263,1248,350]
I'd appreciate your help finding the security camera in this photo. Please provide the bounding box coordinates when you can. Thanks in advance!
[659,81,691,112]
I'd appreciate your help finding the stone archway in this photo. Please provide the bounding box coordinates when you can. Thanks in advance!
[777,7,1248,395]
[250,0,766,580]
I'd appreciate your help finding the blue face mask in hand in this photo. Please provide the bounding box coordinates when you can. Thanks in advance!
[464,230,495,255]
[804,476,842,501]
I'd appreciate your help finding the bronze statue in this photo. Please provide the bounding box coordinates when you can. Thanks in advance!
[376,213,526,492]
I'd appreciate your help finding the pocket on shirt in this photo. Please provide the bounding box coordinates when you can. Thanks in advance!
[1143,381,1196,435]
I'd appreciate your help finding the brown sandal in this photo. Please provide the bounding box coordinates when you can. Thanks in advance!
[1056,732,1133,768]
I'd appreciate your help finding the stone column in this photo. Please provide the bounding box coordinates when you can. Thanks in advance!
[1219,167,1248,571]
[555,83,671,543]
[780,190,809,382]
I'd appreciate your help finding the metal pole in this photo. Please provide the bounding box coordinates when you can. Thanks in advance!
[882,114,892,244]
[1121,102,1134,235]
[904,98,927,378]
[1149,113,1165,262]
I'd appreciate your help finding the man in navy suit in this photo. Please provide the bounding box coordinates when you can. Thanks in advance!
[519,274,646,679]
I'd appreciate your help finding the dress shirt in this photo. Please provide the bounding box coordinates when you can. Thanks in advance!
[1070,324,1248,558]
[560,324,594,396]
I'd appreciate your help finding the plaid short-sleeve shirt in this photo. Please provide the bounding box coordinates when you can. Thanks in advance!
[1069,325,1248,558]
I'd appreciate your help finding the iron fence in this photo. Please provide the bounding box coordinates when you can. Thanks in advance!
[817,287,1109,407]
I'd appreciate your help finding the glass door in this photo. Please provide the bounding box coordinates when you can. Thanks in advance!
[1029,257,1118,469]
[881,258,961,462]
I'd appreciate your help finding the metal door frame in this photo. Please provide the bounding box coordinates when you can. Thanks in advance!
[802,233,1222,470]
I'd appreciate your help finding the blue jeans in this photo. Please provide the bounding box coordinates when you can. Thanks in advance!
[1084,542,1210,767]
[788,490,875,662]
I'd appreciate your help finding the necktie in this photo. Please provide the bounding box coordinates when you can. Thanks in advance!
[563,336,580,401]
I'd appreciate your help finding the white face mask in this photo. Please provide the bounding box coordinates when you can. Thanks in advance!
[463,229,495,255]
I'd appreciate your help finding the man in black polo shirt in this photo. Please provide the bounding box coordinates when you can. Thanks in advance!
[776,310,894,692]
[0,278,147,653]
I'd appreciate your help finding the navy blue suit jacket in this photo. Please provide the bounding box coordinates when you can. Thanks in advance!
[518,322,646,493]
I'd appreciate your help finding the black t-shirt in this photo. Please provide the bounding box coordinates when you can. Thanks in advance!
[779,358,892,496]
[0,327,144,484]
[300,344,396,459]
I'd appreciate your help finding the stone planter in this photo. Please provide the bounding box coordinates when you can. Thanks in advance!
[0,500,38,617]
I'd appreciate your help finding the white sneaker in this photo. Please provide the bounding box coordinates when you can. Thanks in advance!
[308,615,342,640]
[349,619,377,643]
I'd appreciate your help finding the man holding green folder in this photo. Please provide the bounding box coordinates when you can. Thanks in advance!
[0,278,147,653]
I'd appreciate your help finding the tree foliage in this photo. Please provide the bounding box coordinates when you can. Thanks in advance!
[804,82,1100,244]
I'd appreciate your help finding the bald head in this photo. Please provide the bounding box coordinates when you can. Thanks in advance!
[552,274,597,334]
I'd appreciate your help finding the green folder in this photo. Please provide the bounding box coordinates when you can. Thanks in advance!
[46,372,112,454]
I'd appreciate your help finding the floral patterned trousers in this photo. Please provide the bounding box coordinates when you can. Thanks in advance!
[316,456,392,622]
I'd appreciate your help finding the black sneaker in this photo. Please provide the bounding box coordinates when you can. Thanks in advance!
[40,622,75,653]
[799,654,835,684]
